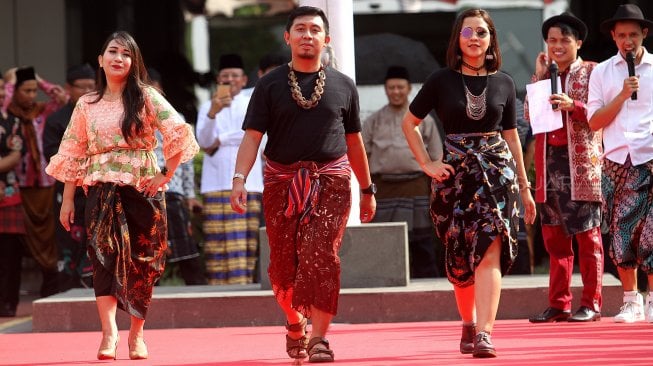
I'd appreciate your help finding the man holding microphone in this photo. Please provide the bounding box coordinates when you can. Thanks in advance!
[525,12,603,323]
[587,4,653,323]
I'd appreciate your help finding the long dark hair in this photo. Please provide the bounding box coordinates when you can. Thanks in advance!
[93,31,150,142]
[445,9,502,72]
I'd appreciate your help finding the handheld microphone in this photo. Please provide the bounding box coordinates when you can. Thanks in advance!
[626,52,637,100]
[549,62,559,109]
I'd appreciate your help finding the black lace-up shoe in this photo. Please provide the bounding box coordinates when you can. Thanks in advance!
[528,307,571,323]
[568,306,601,322]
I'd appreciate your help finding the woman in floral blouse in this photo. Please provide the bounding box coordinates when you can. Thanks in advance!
[45,31,199,360]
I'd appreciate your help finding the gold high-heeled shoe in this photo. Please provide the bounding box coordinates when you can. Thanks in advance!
[128,337,148,360]
[97,335,119,360]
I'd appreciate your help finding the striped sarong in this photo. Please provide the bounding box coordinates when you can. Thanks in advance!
[203,190,262,285]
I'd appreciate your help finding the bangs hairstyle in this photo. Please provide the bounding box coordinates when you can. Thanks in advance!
[285,6,330,35]
[547,22,581,41]
[446,9,502,72]
[93,31,151,142]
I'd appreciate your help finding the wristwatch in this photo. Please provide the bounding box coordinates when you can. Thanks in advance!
[361,183,377,195]
[233,172,246,182]
[160,166,169,177]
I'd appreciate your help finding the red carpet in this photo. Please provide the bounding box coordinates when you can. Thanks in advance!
[0,319,651,365]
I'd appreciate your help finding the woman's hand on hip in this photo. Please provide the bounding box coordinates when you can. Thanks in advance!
[141,173,169,197]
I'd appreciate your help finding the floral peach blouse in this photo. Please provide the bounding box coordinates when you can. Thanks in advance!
[45,86,199,190]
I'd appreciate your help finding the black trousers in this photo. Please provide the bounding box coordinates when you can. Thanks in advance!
[0,234,24,313]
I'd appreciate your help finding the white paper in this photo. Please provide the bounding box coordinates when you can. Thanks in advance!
[526,78,563,134]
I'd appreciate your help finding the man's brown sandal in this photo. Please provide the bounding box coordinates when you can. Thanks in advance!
[285,317,308,359]
[307,337,334,363]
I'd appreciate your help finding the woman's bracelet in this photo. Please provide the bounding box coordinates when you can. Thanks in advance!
[519,182,532,191]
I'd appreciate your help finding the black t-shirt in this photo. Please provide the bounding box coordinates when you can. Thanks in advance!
[243,64,361,164]
[409,68,517,134]
[43,103,73,162]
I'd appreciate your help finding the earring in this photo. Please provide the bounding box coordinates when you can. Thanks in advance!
[485,53,494,61]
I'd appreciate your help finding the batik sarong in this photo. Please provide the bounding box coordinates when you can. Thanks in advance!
[540,145,601,234]
[431,132,520,287]
[602,157,653,272]
[85,183,167,319]
[165,192,200,263]
[264,155,351,318]
[372,173,440,277]
[21,186,57,270]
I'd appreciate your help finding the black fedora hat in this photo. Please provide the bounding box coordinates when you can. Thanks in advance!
[600,4,653,35]
[542,12,588,42]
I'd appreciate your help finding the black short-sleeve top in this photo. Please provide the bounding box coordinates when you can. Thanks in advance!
[409,68,517,134]
[243,64,361,164]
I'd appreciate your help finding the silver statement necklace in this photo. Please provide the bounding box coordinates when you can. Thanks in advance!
[461,73,488,120]
[288,62,326,110]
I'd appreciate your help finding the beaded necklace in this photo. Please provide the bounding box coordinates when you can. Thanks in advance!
[287,62,326,110]
[461,73,488,120]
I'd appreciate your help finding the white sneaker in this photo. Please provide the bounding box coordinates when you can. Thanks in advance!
[614,293,644,323]
[646,295,653,323]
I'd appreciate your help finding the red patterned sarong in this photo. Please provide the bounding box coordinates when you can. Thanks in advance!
[264,155,351,317]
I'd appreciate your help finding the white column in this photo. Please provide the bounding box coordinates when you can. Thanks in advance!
[190,15,211,106]
[299,0,361,225]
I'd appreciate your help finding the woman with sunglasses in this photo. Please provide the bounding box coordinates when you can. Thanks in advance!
[402,8,535,358]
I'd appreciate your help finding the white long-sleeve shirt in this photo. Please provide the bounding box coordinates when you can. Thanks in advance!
[196,92,264,193]
[587,49,653,165]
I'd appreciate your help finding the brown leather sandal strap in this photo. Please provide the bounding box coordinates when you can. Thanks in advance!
[286,335,308,348]
[286,335,308,359]
[307,337,333,356]
[285,316,307,332]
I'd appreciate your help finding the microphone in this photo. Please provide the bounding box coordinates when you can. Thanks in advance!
[549,62,559,109]
[626,52,637,100]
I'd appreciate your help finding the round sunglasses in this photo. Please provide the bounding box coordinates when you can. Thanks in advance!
[460,27,490,39]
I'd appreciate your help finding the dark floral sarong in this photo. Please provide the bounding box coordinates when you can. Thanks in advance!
[431,132,519,287]
[540,145,601,235]
[165,192,200,263]
[85,183,167,319]
[263,156,351,318]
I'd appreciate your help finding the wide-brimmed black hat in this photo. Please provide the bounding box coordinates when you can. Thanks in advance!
[600,4,653,35]
[542,12,588,42]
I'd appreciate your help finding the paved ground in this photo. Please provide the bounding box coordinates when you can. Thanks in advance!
[0,293,37,334]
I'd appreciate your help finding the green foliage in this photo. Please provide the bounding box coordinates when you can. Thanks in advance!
[208,16,287,76]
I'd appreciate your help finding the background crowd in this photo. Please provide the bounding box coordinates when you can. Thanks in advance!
[0,6,651,343]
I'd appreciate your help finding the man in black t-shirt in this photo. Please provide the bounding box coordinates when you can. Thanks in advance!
[230,6,376,363]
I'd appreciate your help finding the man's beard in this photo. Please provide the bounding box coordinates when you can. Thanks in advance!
[297,51,317,60]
